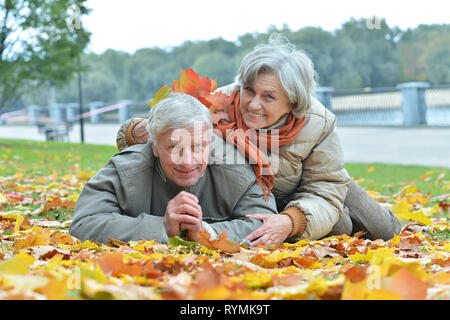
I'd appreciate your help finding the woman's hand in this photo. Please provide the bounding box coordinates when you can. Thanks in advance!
[133,119,150,144]
[244,214,293,248]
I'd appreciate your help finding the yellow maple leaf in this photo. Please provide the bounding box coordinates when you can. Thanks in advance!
[241,271,273,289]
[0,252,35,275]
[73,240,102,250]
[130,239,156,251]
[391,200,432,225]
[195,285,231,300]
[13,211,24,234]
[38,276,72,300]
[341,278,368,300]
[148,85,171,108]
[348,250,374,264]
[400,184,418,196]
[443,242,450,252]
[1,275,49,291]
[388,234,401,246]
[400,210,432,226]
[406,194,429,206]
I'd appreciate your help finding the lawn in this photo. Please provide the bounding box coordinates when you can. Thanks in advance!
[0,138,448,300]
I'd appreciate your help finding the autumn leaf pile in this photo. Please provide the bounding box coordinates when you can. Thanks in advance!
[0,163,448,300]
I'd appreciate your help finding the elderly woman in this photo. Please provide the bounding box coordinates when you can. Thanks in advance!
[116,33,401,247]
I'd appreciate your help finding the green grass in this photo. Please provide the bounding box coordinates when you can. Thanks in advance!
[0,138,117,176]
[0,138,448,239]
[345,163,448,197]
[0,138,448,198]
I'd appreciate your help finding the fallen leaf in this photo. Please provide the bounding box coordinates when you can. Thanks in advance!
[386,268,428,300]
[0,252,35,275]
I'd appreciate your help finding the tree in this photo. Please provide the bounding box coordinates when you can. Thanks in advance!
[335,18,402,88]
[423,35,450,84]
[0,0,91,111]
[398,24,450,83]
[193,52,238,87]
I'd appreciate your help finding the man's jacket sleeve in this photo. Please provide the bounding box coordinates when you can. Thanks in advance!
[69,161,169,244]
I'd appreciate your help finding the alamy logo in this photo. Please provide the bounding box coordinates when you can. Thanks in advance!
[66,4,81,30]
[366,15,381,30]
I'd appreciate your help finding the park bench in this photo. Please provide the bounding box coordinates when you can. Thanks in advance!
[37,122,72,142]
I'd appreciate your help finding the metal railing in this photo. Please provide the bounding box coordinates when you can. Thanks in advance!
[317,82,450,126]
[1,82,450,132]
[332,88,402,126]
[425,85,450,126]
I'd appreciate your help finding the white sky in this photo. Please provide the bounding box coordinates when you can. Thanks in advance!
[82,0,449,54]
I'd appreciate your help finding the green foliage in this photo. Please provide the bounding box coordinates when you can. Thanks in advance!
[9,16,450,108]
[423,35,450,83]
[0,0,91,110]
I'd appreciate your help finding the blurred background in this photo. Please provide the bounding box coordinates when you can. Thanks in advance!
[0,0,449,166]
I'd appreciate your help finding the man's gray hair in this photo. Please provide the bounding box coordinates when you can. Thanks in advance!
[235,32,317,117]
[147,92,212,144]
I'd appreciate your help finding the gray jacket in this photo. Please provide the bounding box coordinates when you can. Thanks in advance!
[69,135,278,244]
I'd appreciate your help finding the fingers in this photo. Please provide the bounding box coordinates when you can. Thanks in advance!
[165,191,202,238]
[177,214,201,226]
[134,120,151,144]
[172,203,202,219]
[245,224,266,242]
[179,222,202,232]
[175,191,199,203]
[245,214,267,221]
[251,233,271,248]
[164,212,201,237]
[169,191,202,218]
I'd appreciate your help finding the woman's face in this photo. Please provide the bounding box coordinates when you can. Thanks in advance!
[239,72,292,129]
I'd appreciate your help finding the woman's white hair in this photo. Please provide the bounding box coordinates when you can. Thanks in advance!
[235,32,317,117]
[147,92,212,145]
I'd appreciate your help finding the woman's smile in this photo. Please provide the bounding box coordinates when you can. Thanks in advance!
[247,111,266,119]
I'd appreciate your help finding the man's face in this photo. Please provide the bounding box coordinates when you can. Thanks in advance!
[152,123,211,187]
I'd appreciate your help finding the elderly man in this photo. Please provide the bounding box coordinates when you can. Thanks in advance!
[69,93,278,244]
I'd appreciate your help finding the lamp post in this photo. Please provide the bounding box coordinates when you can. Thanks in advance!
[76,51,85,143]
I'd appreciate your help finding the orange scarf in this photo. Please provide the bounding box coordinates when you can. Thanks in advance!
[214,90,307,200]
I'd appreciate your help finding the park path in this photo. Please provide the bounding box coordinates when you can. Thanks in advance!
[0,124,449,168]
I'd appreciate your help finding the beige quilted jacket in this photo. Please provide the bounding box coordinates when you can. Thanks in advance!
[116,84,350,240]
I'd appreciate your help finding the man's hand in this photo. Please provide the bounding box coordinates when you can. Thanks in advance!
[133,119,150,144]
[244,213,293,248]
[164,191,203,238]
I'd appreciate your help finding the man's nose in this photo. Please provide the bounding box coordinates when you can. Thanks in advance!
[177,148,198,166]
